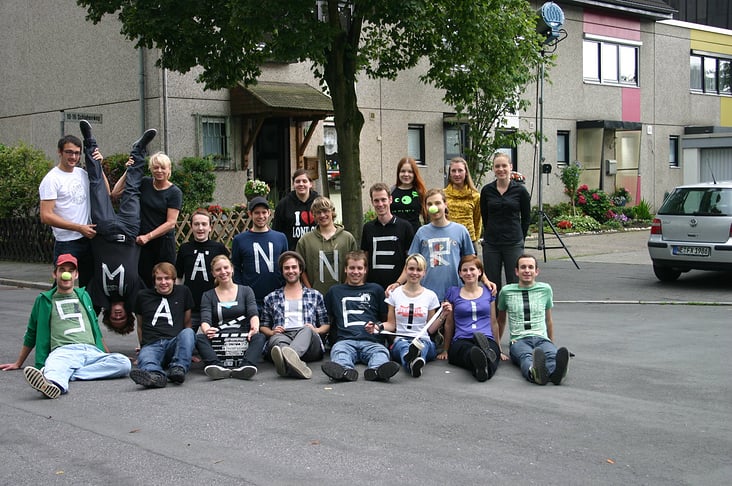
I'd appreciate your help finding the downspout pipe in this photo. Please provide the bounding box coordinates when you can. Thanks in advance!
[139,48,146,135]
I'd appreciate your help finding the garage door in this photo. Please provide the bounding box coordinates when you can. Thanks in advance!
[701,148,732,181]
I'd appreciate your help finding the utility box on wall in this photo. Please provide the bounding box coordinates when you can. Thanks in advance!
[605,159,617,175]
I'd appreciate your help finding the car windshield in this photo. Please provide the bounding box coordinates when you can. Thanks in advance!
[658,187,732,216]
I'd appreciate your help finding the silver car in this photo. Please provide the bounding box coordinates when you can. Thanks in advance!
[647,181,732,281]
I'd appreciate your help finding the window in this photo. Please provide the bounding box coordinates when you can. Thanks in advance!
[690,51,732,95]
[408,124,426,165]
[198,116,232,170]
[557,131,570,167]
[669,136,679,168]
[583,37,639,86]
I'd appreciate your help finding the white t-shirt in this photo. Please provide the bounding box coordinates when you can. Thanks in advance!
[38,166,90,241]
[385,286,440,337]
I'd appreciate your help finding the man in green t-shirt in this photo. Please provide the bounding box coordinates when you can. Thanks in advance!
[0,254,131,398]
[497,254,569,385]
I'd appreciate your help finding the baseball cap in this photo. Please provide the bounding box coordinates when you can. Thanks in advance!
[248,196,269,211]
[56,253,78,268]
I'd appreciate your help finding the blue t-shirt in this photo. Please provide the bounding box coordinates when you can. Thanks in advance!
[407,222,475,301]
[231,229,288,306]
[325,283,386,343]
[445,285,495,342]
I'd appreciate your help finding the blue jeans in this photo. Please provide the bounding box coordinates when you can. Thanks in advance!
[330,339,390,370]
[54,238,93,287]
[43,344,131,393]
[509,336,557,381]
[482,240,524,294]
[390,337,437,368]
[137,329,195,374]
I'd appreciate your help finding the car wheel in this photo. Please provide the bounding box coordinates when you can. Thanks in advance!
[653,264,681,282]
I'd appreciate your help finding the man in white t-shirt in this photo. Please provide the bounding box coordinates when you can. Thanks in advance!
[39,134,96,287]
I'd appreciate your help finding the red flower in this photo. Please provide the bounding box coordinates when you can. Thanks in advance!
[578,195,587,204]
[578,184,589,191]
[557,220,572,229]
[592,193,600,201]
[207,204,223,214]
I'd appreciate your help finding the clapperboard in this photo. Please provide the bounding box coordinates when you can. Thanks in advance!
[210,315,250,368]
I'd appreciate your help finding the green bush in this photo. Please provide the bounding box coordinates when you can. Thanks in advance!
[576,185,613,224]
[560,162,582,215]
[553,214,602,232]
[170,156,216,214]
[0,142,54,217]
[633,199,654,221]
[102,153,135,191]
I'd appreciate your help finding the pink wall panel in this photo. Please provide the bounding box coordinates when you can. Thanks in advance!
[622,87,641,122]
[583,10,641,41]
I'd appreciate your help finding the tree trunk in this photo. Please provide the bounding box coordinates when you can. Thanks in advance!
[323,16,365,241]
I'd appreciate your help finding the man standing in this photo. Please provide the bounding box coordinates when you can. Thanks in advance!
[231,196,288,310]
[497,254,569,386]
[0,254,131,399]
[272,169,319,250]
[39,134,96,286]
[80,120,155,335]
[321,251,400,382]
[176,208,229,329]
[131,262,195,388]
[296,196,357,296]
[260,251,330,379]
[360,182,414,289]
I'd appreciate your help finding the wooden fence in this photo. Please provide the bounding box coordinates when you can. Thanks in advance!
[0,211,254,263]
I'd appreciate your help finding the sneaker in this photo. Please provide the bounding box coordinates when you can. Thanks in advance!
[469,347,489,382]
[530,348,549,385]
[550,347,569,385]
[24,366,61,399]
[473,332,497,364]
[204,364,231,380]
[79,120,94,143]
[364,361,400,382]
[270,346,287,377]
[403,341,423,365]
[281,346,312,379]
[321,362,358,382]
[167,366,186,384]
[131,128,157,154]
[230,365,257,380]
[410,357,425,378]
[130,369,167,388]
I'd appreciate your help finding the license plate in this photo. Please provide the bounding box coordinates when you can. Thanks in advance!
[672,246,710,257]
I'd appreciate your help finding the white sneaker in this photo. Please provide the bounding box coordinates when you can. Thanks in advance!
[204,364,231,380]
[281,347,312,379]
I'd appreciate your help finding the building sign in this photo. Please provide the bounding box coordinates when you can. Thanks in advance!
[64,112,103,124]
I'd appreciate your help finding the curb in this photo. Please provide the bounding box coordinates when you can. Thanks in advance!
[0,278,52,291]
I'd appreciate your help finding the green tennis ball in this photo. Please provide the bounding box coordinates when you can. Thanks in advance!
[428,205,439,214]
[60,272,73,281]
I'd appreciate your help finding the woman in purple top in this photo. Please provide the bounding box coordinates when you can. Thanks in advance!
[439,255,502,382]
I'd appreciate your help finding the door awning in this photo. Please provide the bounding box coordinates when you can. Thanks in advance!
[577,120,642,131]
[230,81,333,120]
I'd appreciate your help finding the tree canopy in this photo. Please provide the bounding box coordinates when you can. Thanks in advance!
[78,0,544,236]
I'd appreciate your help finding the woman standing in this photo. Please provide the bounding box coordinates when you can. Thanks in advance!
[444,157,481,250]
[439,255,502,382]
[390,157,427,233]
[115,152,182,288]
[383,253,441,377]
[198,255,266,380]
[480,152,531,295]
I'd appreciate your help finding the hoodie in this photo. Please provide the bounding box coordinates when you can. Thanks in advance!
[295,224,357,296]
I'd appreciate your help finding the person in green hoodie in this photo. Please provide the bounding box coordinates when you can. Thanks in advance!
[0,254,131,399]
[295,196,357,296]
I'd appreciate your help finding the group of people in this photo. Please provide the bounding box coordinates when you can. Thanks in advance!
[0,122,569,399]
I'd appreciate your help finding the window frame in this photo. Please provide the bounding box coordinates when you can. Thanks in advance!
[408,124,426,166]
[669,135,680,169]
[197,115,233,170]
[557,131,570,167]
[583,35,640,87]
[690,50,732,96]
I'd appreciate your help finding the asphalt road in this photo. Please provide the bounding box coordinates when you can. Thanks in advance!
[1,230,730,485]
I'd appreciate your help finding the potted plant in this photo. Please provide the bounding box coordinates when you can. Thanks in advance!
[611,187,631,207]
[244,179,270,201]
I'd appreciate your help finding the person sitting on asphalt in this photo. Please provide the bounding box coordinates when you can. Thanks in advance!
[198,255,266,381]
[0,254,131,399]
[497,253,569,386]
[321,250,400,383]
[382,253,442,378]
[79,120,156,335]
[260,251,330,379]
[130,262,195,389]
[439,254,501,382]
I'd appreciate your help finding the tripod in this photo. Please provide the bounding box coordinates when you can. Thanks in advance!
[535,46,579,269]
